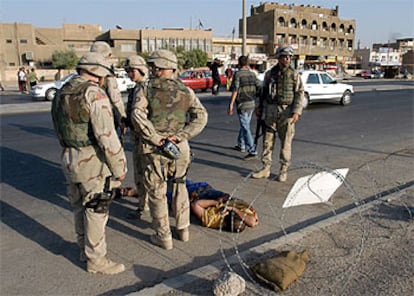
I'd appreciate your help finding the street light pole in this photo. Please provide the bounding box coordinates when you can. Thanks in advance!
[242,0,246,56]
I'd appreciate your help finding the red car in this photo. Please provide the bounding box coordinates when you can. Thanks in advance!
[178,70,227,92]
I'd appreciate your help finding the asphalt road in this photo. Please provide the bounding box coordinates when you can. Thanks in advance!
[1,88,413,295]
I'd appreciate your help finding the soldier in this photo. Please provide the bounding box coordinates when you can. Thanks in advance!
[90,41,127,138]
[51,52,127,274]
[252,46,304,182]
[124,55,149,216]
[130,50,208,250]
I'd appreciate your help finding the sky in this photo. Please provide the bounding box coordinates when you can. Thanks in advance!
[1,0,413,48]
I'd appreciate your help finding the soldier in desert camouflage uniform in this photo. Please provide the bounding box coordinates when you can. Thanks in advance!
[131,50,208,250]
[252,46,304,182]
[124,55,149,216]
[51,52,127,275]
[90,41,127,134]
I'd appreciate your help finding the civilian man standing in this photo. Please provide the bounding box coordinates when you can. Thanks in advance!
[227,55,261,160]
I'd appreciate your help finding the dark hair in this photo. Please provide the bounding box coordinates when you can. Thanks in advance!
[223,210,246,233]
[238,55,249,67]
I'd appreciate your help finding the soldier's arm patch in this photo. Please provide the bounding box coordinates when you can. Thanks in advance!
[95,90,108,101]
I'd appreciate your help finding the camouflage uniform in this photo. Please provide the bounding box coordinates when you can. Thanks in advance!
[105,75,126,126]
[90,41,126,127]
[131,63,208,248]
[253,46,304,181]
[124,55,150,214]
[51,52,127,274]
[127,82,147,207]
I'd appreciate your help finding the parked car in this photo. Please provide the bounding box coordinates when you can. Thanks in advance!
[358,70,384,79]
[31,71,134,101]
[298,70,354,108]
[178,70,227,91]
[30,73,77,101]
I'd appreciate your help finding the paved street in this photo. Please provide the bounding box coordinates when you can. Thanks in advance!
[1,84,413,295]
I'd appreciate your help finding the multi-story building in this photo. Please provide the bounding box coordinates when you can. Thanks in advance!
[0,2,359,81]
[243,2,356,70]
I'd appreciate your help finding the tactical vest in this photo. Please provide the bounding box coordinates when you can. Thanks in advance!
[268,66,297,105]
[146,77,191,136]
[52,78,97,148]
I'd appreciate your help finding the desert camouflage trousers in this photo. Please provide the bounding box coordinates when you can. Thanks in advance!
[65,177,108,261]
[261,104,296,168]
[131,134,147,208]
[143,141,191,238]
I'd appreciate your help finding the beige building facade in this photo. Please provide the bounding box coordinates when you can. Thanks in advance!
[244,2,356,70]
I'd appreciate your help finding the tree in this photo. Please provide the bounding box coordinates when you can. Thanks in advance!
[175,47,208,70]
[51,50,78,69]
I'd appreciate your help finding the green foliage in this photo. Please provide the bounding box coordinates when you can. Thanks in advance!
[155,47,208,71]
[51,50,78,69]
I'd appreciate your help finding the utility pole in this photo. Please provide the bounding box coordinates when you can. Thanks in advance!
[242,0,246,56]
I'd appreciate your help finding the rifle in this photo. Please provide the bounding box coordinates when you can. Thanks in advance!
[254,117,265,146]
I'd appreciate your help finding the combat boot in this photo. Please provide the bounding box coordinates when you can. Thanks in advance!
[251,166,271,179]
[177,227,189,242]
[277,164,289,182]
[150,234,173,250]
[87,257,125,275]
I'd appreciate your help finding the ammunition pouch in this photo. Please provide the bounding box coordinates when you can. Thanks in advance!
[158,139,181,160]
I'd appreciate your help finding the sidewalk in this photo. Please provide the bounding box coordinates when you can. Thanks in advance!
[133,189,413,295]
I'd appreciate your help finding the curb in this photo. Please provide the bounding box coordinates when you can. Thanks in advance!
[129,186,412,295]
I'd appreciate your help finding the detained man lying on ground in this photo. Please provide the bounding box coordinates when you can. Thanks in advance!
[118,181,259,232]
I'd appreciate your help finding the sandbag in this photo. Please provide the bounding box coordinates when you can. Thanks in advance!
[250,249,309,291]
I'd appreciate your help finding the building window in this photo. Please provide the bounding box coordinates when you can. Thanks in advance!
[322,22,329,31]
[289,18,297,28]
[348,25,354,34]
[331,23,337,32]
[278,17,286,27]
[289,35,297,45]
[311,37,317,47]
[300,36,307,47]
[321,38,327,48]
[120,44,135,52]
[20,39,28,44]
[338,39,344,49]
[301,19,307,29]
[339,24,345,32]
[311,21,318,30]
[347,40,353,50]
[6,39,12,43]
[276,34,285,44]
[9,62,16,66]
[329,39,336,50]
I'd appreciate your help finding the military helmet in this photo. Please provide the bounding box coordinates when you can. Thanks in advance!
[125,55,148,76]
[148,50,178,70]
[90,41,112,57]
[76,52,112,78]
[275,46,294,58]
